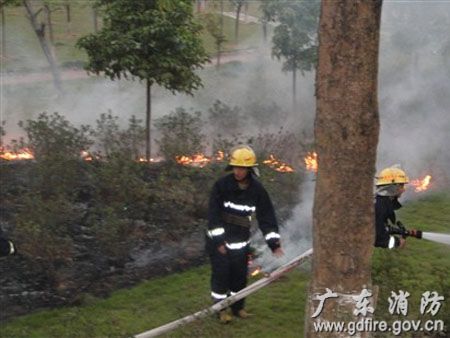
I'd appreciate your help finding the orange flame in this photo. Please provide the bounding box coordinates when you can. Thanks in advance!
[304,152,318,173]
[410,175,432,192]
[0,147,34,161]
[263,154,294,173]
[175,154,211,167]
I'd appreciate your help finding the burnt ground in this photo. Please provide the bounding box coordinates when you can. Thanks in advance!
[0,160,209,321]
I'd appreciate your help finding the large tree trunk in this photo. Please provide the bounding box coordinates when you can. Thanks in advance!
[145,80,152,162]
[23,0,63,94]
[305,1,382,337]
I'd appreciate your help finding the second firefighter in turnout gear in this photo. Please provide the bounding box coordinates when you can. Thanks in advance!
[374,166,408,249]
[206,145,284,322]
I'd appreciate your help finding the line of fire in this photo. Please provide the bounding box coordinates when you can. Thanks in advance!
[0,147,433,193]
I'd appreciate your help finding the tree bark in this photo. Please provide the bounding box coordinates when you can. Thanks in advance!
[145,80,152,162]
[23,0,63,94]
[305,1,382,337]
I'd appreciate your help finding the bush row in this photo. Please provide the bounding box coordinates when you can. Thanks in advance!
[1,105,308,272]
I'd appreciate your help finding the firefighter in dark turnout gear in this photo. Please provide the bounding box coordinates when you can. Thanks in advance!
[206,145,284,323]
[374,166,408,249]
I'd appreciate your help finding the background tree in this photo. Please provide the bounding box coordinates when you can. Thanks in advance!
[63,0,70,32]
[91,3,99,33]
[203,11,226,68]
[230,0,247,44]
[42,0,59,45]
[0,0,14,55]
[270,0,320,110]
[77,0,209,161]
[305,1,382,336]
[22,0,63,94]
[259,0,274,43]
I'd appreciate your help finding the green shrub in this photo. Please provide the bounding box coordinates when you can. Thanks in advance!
[207,100,246,154]
[154,107,205,162]
[90,158,151,220]
[13,193,76,270]
[93,111,145,160]
[89,207,133,261]
[18,112,93,161]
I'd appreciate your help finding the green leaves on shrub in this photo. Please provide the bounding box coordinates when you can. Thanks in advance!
[154,107,204,161]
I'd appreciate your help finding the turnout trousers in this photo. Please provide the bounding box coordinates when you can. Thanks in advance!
[209,246,249,314]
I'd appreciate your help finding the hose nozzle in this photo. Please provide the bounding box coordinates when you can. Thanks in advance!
[389,221,423,239]
[406,229,422,239]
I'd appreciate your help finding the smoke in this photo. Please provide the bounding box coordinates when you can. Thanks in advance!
[251,175,315,273]
[377,1,450,195]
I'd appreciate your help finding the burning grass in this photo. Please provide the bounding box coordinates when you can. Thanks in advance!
[0,147,34,161]
[304,151,318,173]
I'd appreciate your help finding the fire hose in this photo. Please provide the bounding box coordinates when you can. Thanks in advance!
[134,248,313,338]
[387,221,450,246]
[388,221,423,239]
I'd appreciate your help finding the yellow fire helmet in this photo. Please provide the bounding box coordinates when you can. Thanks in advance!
[228,145,258,167]
[376,166,409,186]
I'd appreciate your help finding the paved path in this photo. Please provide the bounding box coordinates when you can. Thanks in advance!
[1,48,261,86]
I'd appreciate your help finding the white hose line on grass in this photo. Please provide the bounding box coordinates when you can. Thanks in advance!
[134,248,313,338]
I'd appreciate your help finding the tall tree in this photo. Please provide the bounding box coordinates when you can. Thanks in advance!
[22,0,63,94]
[77,0,209,161]
[305,1,382,337]
[271,0,320,110]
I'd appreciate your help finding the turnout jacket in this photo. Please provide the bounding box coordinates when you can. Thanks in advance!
[374,195,402,248]
[207,173,281,252]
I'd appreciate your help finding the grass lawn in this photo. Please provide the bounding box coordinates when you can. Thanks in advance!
[2,3,261,72]
[1,192,448,338]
